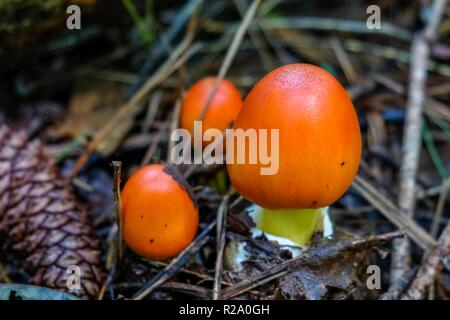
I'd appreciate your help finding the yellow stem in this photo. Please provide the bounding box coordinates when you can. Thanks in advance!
[250,206,326,246]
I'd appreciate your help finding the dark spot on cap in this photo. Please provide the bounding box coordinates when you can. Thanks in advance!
[164,224,168,228]
[150,239,154,243]
[312,200,318,205]
[340,161,345,166]
[140,215,143,219]
[326,185,330,189]
[163,163,197,208]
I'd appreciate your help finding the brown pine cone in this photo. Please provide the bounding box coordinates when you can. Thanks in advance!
[0,125,104,299]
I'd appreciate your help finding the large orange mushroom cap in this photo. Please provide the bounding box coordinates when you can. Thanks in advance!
[227,63,362,210]
[180,77,242,139]
[122,164,198,260]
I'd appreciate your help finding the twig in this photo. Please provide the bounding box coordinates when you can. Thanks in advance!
[233,0,274,71]
[329,37,358,84]
[54,132,89,164]
[141,91,163,133]
[402,222,450,300]
[430,177,450,238]
[205,16,413,42]
[142,259,233,286]
[140,100,180,167]
[115,281,211,299]
[129,0,204,95]
[223,270,289,300]
[352,175,436,250]
[391,0,447,285]
[140,130,165,166]
[212,194,230,300]
[379,267,417,300]
[158,282,211,299]
[131,221,216,300]
[112,161,124,263]
[97,224,118,300]
[374,74,450,119]
[166,99,182,163]
[222,260,291,299]
[97,168,124,296]
[343,39,450,77]
[197,0,262,122]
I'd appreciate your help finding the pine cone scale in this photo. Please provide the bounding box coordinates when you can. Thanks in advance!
[0,125,104,299]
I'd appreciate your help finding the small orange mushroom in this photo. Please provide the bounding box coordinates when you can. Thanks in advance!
[122,164,198,260]
[227,63,361,245]
[180,77,242,145]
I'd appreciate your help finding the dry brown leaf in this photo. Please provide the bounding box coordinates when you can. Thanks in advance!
[56,83,131,156]
[276,231,394,300]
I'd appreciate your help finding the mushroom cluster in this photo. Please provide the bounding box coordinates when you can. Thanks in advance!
[121,63,361,262]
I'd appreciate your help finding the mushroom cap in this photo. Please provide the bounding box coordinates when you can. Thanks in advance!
[122,164,198,260]
[227,64,361,209]
[180,77,242,138]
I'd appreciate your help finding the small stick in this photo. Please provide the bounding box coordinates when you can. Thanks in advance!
[223,270,289,300]
[116,282,211,299]
[353,175,436,250]
[141,91,163,133]
[402,222,450,300]
[391,0,447,285]
[141,124,171,167]
[430,177,450,238]
[143,259,233,285]
[196,0,262,122]
[379,268,417,300]
[132,221,216,300]
[212,194,230,299]
[329,37,358,84]
[158,282,211,299]
[112,161,124,263]
[206,16,413,42]
[97,221,121,300]
[233,0,274,71]
[166,99,182,163]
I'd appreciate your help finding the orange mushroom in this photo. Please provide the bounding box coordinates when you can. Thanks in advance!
[227,64,361,245]
[122,164,198,260]
[180,77,242,145]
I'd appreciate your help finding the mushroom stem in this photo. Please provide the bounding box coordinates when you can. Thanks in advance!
[249,205,329,246]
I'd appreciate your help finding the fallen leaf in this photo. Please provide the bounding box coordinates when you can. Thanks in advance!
[56,82,130,156]
[275,231,400,300]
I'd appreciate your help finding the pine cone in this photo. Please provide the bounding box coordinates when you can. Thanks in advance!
[0,125,104,299]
